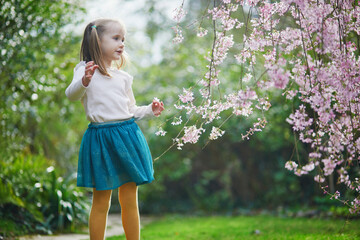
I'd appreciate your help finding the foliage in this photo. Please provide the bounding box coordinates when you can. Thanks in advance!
[0,154,90,236]
[0,0,91,236]
[108,214,360,240]
[0,0,87,167]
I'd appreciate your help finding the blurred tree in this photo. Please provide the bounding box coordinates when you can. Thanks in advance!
[0,0,85,163]
[0,0,91,236]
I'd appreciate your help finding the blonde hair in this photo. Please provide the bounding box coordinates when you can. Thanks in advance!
[80,19,127,76]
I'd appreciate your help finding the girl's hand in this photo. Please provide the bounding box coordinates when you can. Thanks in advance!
[82,61,99,87]
[152,100,164,117]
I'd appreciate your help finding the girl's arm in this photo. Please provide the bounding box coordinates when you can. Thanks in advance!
[65,61,98,101]
[126,86,155,120]
[65,62,87,101]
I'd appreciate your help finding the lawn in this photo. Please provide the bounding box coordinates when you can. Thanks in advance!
[107,214,360,240]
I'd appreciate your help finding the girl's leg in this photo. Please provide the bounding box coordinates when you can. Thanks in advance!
[89,188,112,240]
[118,182,140,240]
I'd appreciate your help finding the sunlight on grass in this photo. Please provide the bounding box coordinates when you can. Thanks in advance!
[107,214,360,240]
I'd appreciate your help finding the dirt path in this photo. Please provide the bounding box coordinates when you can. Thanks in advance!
[19,214,155,240]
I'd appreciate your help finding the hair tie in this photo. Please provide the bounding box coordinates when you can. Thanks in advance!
[91,25,97,29]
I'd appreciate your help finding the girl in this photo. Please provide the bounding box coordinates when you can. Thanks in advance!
[65,18,164,240]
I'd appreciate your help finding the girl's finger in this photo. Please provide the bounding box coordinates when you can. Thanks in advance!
[85,65,92,71]
[87,65,98,75]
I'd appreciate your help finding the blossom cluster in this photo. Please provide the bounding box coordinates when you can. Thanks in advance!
[167,0,360,213]
[172,4,187,44]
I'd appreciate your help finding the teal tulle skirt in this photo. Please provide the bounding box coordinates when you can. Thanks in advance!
[77,118,154,190]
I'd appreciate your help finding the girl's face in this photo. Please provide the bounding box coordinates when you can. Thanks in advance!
[100,22,125,67]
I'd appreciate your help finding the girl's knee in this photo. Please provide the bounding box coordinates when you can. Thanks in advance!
[92,189,112,212]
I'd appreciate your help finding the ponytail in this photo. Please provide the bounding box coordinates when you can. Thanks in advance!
[89,25,109,76]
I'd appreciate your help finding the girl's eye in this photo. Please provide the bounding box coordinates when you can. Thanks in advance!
[122,39,125,42]
[114,37,119,40]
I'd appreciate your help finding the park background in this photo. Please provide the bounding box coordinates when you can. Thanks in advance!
[1,0,359,239]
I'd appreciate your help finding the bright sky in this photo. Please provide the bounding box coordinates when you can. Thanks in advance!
[72,0,181,65]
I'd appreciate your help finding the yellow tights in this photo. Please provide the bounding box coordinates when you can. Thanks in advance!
[89,182,140,240]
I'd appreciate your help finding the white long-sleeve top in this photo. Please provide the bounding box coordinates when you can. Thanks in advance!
[65,61,154,122]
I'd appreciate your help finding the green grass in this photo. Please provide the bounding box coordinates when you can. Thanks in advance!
[107,214,360,240]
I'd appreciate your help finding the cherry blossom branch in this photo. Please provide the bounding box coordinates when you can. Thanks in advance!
[165,0,360,214]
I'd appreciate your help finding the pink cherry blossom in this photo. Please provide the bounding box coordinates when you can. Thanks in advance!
[172,25,184,44]
[169,0,360,213]
[314,175,325,183]
[285,161,298,171]
[182,125,205,144]
[197,27,208,37]
[286,105,313,131]
[209,127,225,140]
[172,6,187,22]
[171,116,183,125]
[179,88,194,103]
[155,127,167,137]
